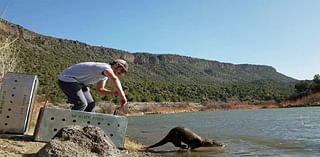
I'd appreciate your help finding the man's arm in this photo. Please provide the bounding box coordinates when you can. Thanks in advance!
[102,68,127,107]
[95,80,115,96]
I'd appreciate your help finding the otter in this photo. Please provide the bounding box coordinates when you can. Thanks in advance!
[145,127,224,150]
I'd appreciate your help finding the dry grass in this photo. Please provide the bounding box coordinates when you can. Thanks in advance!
[140,104,157,113]
[0,37,18,81]
[124,137,145,151]
[200,101,224,111]
[201,100,286,111]
[281,93,320,107]
[28,95,48,132]
[141,105,196,114]
[96,101,129,115]
[96,101,115,114]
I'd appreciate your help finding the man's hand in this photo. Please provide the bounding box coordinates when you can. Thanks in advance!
[119,96,127,108]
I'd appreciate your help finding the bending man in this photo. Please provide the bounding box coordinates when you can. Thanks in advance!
[58,59,128,112]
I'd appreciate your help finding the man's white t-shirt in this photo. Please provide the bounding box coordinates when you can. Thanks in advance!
[58,62,110,86]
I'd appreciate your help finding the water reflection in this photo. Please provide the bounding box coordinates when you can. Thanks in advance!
[142,147,225,157]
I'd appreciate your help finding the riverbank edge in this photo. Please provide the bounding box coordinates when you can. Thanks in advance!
[113,101,320,117]
[2,96,319,157]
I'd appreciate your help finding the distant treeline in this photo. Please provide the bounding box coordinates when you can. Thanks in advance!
[290,74,320,100]
[99,79,291,104]
[12,37,294,104]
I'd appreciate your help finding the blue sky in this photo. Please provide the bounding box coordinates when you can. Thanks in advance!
[1,0,319,80]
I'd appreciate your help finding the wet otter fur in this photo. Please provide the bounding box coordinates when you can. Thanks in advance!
[145,127,224,150]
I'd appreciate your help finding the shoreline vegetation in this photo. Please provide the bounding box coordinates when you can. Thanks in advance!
[94,92,320,116]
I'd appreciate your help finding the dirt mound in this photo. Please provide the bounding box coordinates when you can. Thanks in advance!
[37,125,120,157]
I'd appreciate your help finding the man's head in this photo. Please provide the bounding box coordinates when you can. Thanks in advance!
[110,59,128,76]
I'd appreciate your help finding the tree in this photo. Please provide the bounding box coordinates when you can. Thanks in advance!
[313,74,320,84]
[295,80,312,93]
[312,74,320,92]
[0,37,18,81]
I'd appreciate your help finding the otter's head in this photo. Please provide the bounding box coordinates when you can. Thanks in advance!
[201,139,225,148]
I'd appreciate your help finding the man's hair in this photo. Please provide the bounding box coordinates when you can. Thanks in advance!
[110,59,128,73]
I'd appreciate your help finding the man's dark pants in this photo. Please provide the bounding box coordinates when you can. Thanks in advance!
[58,80,95,112]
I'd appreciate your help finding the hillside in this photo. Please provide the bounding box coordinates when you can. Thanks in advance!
[0,18,298,103]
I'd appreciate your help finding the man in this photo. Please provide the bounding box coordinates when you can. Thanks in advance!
[58,59,128,112]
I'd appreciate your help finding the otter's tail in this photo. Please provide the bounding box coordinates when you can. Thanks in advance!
[145,135,170,149]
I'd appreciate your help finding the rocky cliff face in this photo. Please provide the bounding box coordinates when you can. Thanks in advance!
[0,18,296,85]
[0,18,275,71]
[122,52,277,73]
[0,18,277,74]
[0,19,38,40]
[0,18,298,103]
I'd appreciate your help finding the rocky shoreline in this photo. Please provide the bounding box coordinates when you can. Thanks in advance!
[0,127,164,157]
[1,95,320,157]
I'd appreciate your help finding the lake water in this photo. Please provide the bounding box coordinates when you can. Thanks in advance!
[127,107,320,157]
